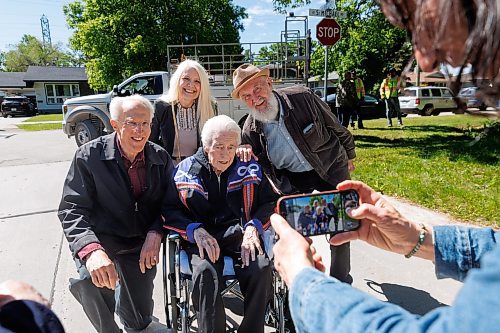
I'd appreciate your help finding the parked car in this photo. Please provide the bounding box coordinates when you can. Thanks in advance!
[323,93,386,120]
[1,96,37,117]
[457,86,487,111]
[398,86,457,116]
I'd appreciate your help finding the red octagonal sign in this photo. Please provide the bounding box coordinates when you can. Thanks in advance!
[316,18,341,46]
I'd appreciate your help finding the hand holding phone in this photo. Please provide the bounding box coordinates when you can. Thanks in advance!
[276,190,360,237]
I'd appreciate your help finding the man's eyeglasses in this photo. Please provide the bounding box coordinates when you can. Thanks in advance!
[119,120,152,130]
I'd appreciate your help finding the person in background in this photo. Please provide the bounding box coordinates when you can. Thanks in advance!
[150,59,216,164]
[351,71,365,129]
[271,0,499,330]
[232,63,356,283]
[336,71,359,128]
[380,67,403,127]
[0,280,65,333]
[58,95,174,333]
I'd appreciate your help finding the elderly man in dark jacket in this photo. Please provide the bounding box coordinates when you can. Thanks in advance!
[163,115,278,333]
[58,95,174,333]
[232,64,356,284]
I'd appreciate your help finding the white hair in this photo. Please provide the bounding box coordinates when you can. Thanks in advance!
[162,59,215,129]
[201,115,241,148]
[109,95,154,121]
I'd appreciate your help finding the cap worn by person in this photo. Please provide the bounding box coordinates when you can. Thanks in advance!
[232,63,270,99]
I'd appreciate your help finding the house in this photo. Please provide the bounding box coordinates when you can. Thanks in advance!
[0,66,92,114]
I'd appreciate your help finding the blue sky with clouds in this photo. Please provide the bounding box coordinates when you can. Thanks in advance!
[0,0,328,50]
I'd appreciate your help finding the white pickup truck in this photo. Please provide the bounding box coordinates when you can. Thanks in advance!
[62,71,252,146]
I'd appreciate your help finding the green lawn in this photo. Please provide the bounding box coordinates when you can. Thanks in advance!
[17,123,62,131]
[351,115,499,227]
[23,114,63,122]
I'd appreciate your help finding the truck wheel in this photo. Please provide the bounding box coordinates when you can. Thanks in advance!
[431,109,441,116]
[421,105,434,116]
[75,120,99,146]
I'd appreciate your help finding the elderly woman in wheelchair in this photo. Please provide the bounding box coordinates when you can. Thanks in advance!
[163,115,279,333]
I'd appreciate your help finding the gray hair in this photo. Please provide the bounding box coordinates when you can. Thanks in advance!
[201,115,241,148]
[109,95,154,121]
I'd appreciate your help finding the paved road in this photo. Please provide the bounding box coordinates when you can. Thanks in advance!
[0,119,464,332]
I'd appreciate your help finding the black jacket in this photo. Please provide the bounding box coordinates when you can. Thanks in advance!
[150,99,218,155]
[58,133,174,258]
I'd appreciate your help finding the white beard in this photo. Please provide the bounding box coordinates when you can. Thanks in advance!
[250,94,280,123]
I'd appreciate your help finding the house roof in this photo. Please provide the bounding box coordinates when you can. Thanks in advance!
[0,72,27,88]
[24,66,87,82]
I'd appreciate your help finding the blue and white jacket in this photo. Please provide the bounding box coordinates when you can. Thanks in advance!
[163,148,278,243]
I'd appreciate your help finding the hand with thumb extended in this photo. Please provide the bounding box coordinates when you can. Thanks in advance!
[330,181,428,258]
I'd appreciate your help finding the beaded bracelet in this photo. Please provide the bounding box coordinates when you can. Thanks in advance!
[405,224,427,258]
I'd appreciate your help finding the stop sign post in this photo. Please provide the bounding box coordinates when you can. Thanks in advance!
[316,18,342,98]
[316,18,341,46]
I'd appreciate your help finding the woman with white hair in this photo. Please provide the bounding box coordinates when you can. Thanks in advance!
[150,59,216,163]
[163,115,278,333]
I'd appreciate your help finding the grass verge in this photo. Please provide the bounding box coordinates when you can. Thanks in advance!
[24,114,63,122]
[352,115,499,227]
[17,123,62,131]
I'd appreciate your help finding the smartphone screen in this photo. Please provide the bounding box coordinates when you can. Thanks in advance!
[277,190,360,236]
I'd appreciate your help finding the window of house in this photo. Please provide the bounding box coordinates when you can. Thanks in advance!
[45,84,81,104]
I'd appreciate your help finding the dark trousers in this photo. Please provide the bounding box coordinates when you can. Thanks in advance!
[187,231,272,333]
[338,106,355,128]
[69,252,156,333]
[278,168,352,283]
[350,107,364,129]
[385,97,403,125]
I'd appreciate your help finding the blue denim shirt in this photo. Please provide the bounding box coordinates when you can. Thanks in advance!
[289,226,500,333]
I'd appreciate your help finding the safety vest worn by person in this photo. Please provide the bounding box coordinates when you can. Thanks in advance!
[354,78,365,99]
[380,77,400,99]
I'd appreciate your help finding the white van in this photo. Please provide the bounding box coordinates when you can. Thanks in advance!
[398,86,458,116]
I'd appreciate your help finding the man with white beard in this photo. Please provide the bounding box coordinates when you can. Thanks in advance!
[232,64,357,283]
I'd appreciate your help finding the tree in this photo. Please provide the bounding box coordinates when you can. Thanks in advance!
[3,35,73,72]
[64,0,247,90]
[272,0,412,93]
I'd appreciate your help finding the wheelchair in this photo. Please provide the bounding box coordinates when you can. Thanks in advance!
[162,233,294,332]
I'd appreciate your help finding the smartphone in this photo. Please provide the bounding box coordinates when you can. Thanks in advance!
[276,190,360,236]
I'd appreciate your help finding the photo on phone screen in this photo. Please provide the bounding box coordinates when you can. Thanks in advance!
[277,190,360,236]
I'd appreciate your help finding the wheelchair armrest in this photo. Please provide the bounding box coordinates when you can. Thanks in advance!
[167,232,181,241]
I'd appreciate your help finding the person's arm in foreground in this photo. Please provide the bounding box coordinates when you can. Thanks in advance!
[332,180,498,281]
[272,213,500,332]
[271,180,500,333]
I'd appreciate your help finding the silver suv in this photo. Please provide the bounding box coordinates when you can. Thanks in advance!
[398,86,457,116]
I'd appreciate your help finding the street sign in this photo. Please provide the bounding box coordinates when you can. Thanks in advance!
[316,18,341,46]
[309,8,347,18]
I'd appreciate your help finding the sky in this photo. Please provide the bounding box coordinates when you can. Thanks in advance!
[0,0,328,51]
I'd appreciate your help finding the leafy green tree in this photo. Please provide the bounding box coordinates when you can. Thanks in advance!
[3,35,73,72]
[272,0,412,93]
[64,0,247,90]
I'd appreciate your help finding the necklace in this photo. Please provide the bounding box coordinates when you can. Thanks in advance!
[176,101,197,131]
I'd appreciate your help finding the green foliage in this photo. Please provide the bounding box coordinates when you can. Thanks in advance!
[3,35,74,72]
[353,116,499,227]
[273,0,413,93]
[65,0,247,90]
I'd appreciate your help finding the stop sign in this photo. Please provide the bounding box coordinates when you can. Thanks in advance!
[316,18,341,46]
